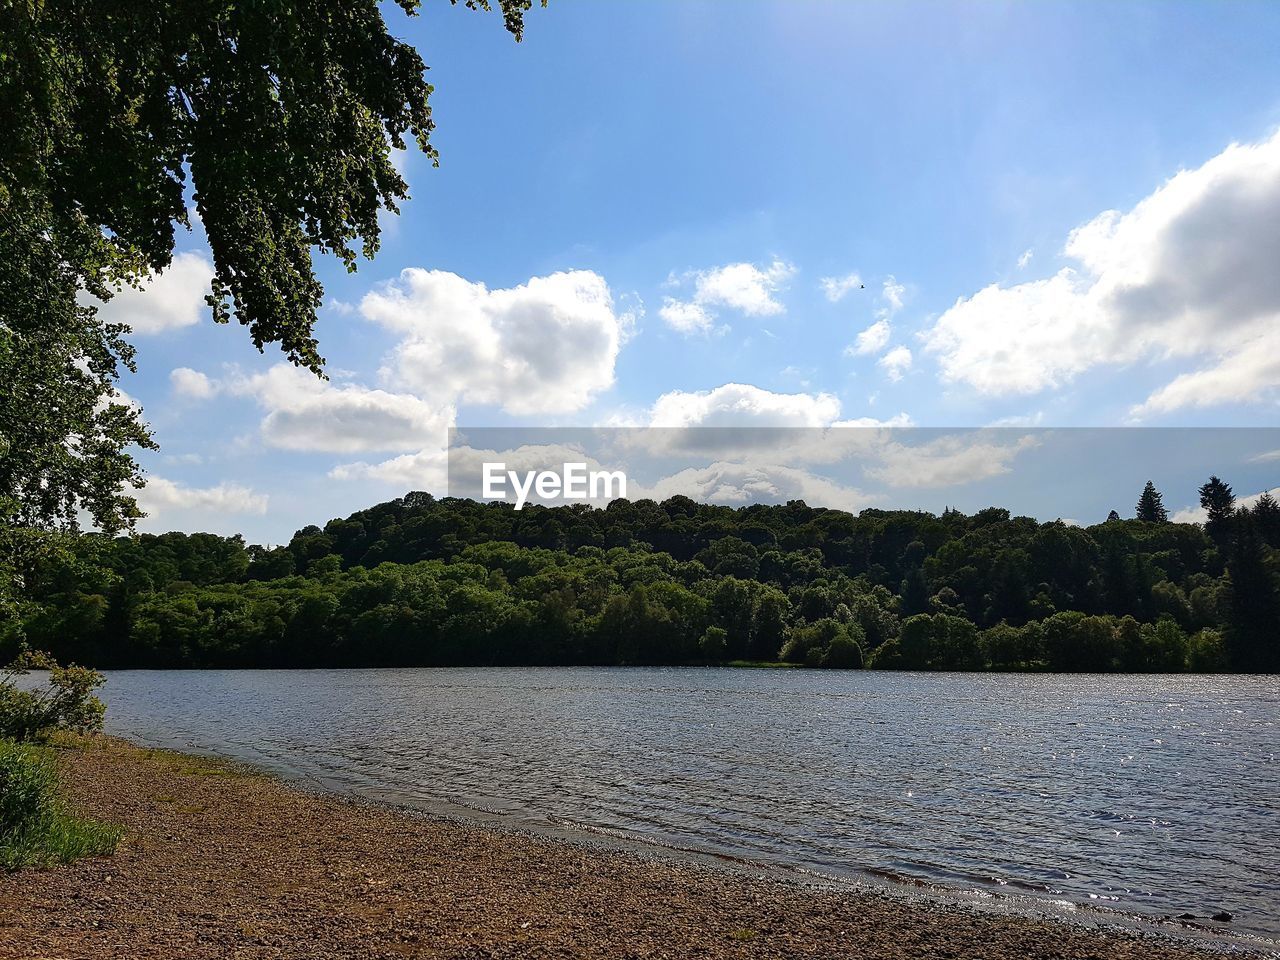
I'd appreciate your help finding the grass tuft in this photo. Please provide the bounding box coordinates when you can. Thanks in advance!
[0,738,121,869]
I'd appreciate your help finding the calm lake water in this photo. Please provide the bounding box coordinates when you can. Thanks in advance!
[98,668,1279,945]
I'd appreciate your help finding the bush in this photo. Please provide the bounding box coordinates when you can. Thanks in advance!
[0,740,47,837]
[821,633,863,669]
[1187,628,1229,672]
[0,649,106,741]
[781,619,865,669]
[0,739,121,869]
[868,614,980,670]
[697,626,728,661]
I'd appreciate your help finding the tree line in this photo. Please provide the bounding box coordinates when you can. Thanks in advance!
[5,476,1278,673]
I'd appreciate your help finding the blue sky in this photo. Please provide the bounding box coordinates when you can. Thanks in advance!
[99,1,1280,542]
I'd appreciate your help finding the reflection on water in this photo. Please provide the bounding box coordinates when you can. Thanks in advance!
[99,668,1279,942]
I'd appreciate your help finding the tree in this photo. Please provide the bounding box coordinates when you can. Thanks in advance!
[1224,514,1280,672]
[1252,491,1280,548]
[1106,510,1121,522]
[1136,481,1169,523]
[1197,475,1235,546]
[0,0,540,533]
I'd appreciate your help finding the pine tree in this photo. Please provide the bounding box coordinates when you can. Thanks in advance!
[1136,481,1169,523]
[1252,491,1280,548]
[1225,513,1280,672]
[1106,510,1121,522]
[1198,475,1235,545]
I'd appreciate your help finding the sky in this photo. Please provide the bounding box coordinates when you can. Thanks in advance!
[98,0,1280,543]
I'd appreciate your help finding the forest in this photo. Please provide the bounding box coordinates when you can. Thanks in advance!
[5,478,1279,674]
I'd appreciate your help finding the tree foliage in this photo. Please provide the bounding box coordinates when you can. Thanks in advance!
[1136,480,1169,523]
[12,479,1276,673]
[0,0,540,536]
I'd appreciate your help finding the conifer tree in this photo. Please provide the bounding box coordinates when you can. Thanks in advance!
[1136,481,1169,523]
[1198,475,1235,545]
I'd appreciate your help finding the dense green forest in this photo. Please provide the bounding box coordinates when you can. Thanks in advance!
[6,478,1279,673]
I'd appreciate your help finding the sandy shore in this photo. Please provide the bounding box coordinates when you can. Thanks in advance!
[0,736,1238,959]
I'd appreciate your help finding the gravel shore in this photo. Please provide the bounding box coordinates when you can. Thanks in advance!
[0,736,1238,959]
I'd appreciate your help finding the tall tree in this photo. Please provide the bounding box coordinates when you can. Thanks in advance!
[1197,475,1235,545]
[1252,491,1280,548]
[1224,513,1280,672]
[1135,481,1169,523]
[0,0,541,534]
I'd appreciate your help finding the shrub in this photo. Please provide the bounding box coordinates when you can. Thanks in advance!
[1187,628,1229,672]
[869,614,980,670]
[781,619,865,669]
[697,625,729,661]
[0,739,121,869]
[0,649,107,741]
[0,740,47,837]
[821,633,863,669]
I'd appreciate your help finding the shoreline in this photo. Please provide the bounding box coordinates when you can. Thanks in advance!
[0,736,1266,960]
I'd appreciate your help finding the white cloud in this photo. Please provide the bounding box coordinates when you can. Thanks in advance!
[137,477,268,516]
[844,278,906,360]
[163,453,205,466]
[923,131,1280,411]
[986,411,1045,428]
[330,447,449,491]
[640,462,875,513]
[820,272,863,302]
[658,298,716,335]
[231,363,455,454]
[170,367,216,399]
[647,383,841,428]
[621,383,913,466]
[91,252,213,334]
[847,319,892,357]
[1129,329,1280,417]
[864,433,1040,489]
[661,259,795,334]
[881,276,905,313]
[361,269,627,415]
[1017,248,1034,269]
[1171,486,1280,524]
[878,346,913,382]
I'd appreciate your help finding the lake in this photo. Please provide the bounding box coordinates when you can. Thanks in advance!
[97,668,1279,946]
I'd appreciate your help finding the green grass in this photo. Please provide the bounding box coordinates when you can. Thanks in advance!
[0,738,122,870]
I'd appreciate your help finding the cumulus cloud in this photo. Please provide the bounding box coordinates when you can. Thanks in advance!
[864,433,1040,489]
[329,447,449,491]
[170,367,217,399]
[658,299,716,335]
[660,259,795,334]
[228,363,454,455]
[361,269,628,415]
[640,462,875,513]
[878,346,913,382]
[137,477,268,516]
[820,271,863,302]
[1129,329,1280,417]
[90,252,213,334]
[923,131,1280,413]
[847,319,891,357]
[612,382,916,467]
[647,382,841,429]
